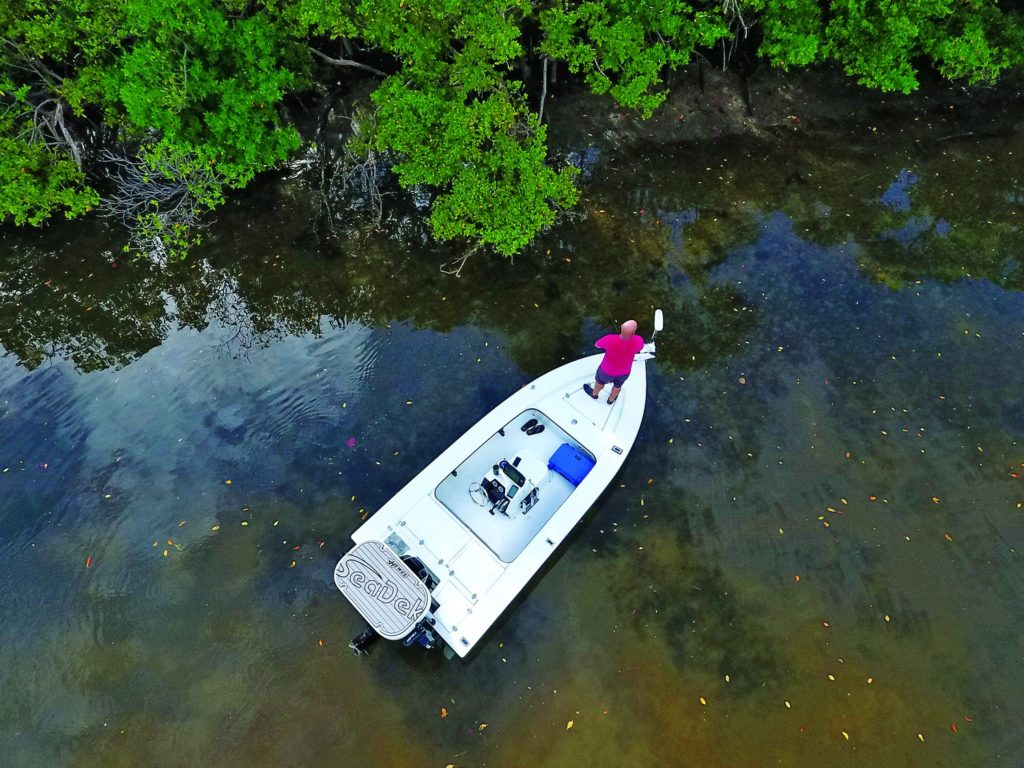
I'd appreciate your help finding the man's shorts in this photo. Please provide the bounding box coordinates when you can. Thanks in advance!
[596,366,630,388]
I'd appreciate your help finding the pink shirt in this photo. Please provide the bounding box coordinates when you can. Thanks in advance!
[596,334,644,377]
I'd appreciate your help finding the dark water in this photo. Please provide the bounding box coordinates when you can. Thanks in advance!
[1,105,1022,767]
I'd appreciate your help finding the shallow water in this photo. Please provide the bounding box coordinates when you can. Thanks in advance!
[1,105,1022,767]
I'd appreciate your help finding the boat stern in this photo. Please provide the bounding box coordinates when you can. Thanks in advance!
[334,540,430,640]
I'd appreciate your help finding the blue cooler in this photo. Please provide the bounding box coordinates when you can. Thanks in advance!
[548,443,596,486]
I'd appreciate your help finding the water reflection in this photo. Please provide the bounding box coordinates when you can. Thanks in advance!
[2,108,1019,379]
[1,113,1023,767]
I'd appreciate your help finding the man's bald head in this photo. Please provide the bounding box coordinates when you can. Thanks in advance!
[620,319,638,338]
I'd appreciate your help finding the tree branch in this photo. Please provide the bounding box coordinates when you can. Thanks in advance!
[538,55,549,126]
[2,37,64,85]
[309,47,385,78]
[441,244,480,277]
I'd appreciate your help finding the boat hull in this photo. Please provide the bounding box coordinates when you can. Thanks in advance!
[338,350,650,657]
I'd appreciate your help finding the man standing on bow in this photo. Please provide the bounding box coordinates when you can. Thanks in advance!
[583,319,644,405]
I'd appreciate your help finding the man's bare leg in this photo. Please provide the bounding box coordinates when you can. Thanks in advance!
[607,385,621,403]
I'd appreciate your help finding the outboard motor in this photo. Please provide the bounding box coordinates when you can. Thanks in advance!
[402,618,440,650]
[400,556,440,650]
[346,552,438,656]
[350,626,379,656]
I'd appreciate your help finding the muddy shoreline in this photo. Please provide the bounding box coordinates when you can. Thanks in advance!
[301,62,1023,257]
[543,63,1024,157]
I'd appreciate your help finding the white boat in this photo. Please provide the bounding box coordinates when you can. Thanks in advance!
[334,310,663,657]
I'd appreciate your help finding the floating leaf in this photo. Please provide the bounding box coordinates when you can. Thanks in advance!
[225,479,233,485]
[699,696,707,706]
[478,723,488,731]
[951,723,958,734]
[932,496,940,504]
[944,532,953,542]
[566,720,574,730]
[318,639,323,647]
[842,731,850,740]
[85,556,92,569]
[441,707,448,719]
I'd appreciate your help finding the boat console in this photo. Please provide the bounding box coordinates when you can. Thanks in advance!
[477,452,546,517]
[435,408,595,563]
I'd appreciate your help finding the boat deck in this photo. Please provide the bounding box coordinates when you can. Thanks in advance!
[342,351,651,656]
[434,408,591,562]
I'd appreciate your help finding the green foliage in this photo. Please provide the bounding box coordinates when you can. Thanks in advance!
[0,0,123,62]
[102,0,301,187]
[1,0,299,246]
[125,141,227,258]
[744,0,822,69]
[925,5,1024,85]
[0,79,99,224]
[746,0,1024,93]
[0,4,108,225]
[358,0,578,255]
[0,132,99,225]
[821,0,948,92]
[3,0,1024,258]
[539,1,730,117]
[374,78,578,254]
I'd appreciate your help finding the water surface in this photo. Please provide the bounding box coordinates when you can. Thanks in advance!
[1,105,1022,767]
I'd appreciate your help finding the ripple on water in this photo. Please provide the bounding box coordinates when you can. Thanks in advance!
[236,324,382,484]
